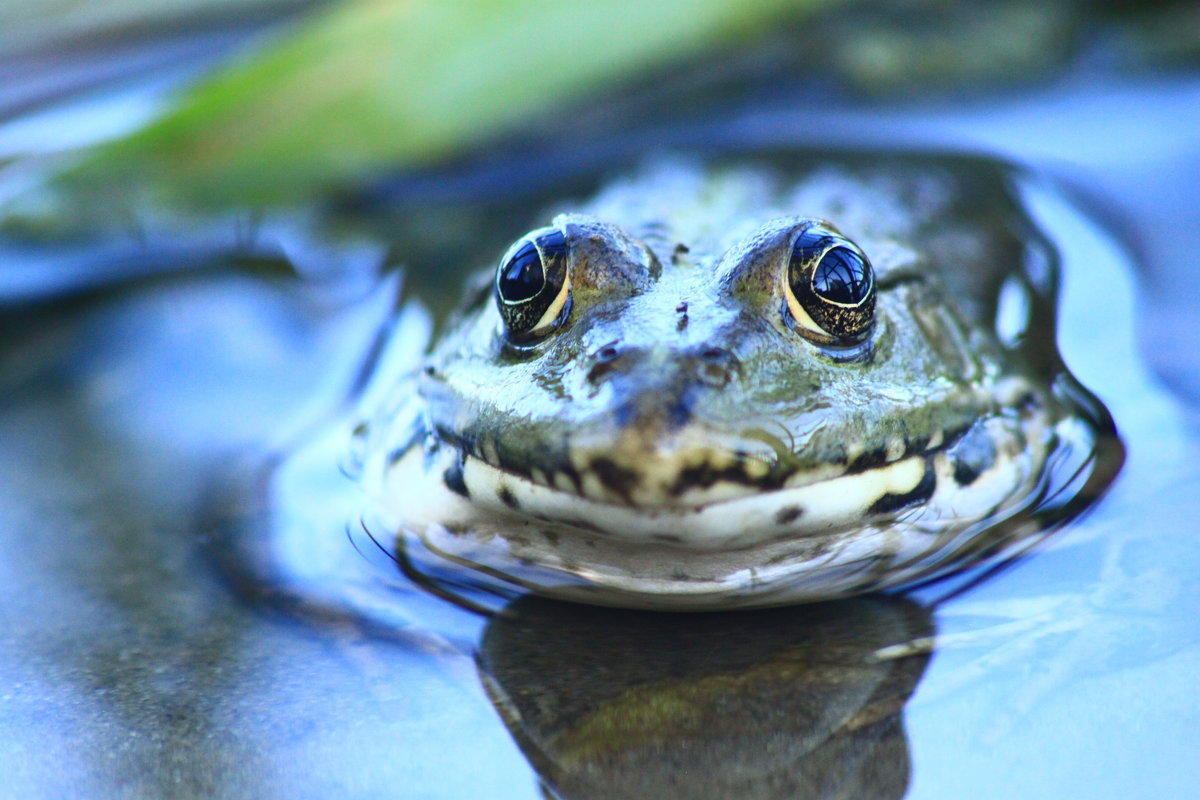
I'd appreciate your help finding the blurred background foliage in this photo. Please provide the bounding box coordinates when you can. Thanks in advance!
[0,0,317,50]
[0,0,1196,226]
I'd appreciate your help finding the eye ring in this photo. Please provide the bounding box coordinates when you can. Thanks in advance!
[783,224,875,345]
[495,227,571,342]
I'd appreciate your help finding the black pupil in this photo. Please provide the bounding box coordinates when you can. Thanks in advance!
[499,240,545,302]
[812,247,869,305]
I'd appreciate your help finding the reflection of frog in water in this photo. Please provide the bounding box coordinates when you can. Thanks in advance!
[359,154,1120,609]
[477,596,933,799]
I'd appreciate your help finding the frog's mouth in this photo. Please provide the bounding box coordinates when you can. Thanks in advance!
[382,414,1039,552]
[438,427,938,506]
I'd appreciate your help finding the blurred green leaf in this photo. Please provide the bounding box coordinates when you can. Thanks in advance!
[58,0,827,209]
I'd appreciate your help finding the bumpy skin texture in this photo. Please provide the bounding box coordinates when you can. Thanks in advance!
[361,155,1096,609]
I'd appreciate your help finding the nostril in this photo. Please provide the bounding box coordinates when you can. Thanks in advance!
[693,346,738,387]
[587,342,628,385]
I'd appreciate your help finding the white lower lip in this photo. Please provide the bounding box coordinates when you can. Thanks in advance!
[375,413,1037,554]
[361,408,1051,609]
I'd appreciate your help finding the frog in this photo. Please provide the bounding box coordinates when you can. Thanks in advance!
[356,154,1115,610]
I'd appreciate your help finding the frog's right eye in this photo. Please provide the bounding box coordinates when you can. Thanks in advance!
[495,228,572,343]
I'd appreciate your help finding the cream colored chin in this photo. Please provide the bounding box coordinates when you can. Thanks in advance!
[363,411,1048,609]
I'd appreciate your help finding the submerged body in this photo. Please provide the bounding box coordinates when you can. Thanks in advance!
[360,155,1112,609]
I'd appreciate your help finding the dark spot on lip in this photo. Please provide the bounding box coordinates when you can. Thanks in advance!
[775,505,804,525]
[559,463,584,495]
[669,459,785,497]
[868,458,936,515]
[653,534,683,543]
[905,433,930,456]
[949,422,999,487]
[848,447,889,473]
[497,485,519,509]
[443,452,469,498]
[953,459,982,487]
[589,457,641,503]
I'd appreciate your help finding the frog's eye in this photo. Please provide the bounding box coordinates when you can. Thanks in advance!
[784,225,875,345]
[495,228,571,342]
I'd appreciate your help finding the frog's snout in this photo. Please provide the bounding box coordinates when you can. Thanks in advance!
[585,342,740,431]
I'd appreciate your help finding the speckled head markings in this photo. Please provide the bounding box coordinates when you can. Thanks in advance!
[358,155,1117,610]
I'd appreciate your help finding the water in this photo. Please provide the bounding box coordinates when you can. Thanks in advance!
[478,596,933,798]
[2,17,1199,800]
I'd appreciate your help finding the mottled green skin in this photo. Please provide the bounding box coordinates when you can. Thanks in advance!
[417,158,1027,502]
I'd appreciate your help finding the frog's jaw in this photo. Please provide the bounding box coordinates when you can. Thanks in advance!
[371,411,1052,608]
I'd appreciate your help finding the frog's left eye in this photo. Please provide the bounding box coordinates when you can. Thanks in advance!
[784,225,875,345]
[495,228,571,342]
